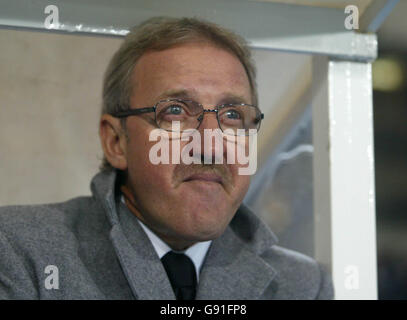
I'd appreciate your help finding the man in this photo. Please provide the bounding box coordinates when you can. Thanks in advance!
[0,17,333,299]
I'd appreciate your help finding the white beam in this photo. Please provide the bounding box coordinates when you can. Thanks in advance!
[312,56,378,300]
[250,32,377,62]
[0,0,377,61]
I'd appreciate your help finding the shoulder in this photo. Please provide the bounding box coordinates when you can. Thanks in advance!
[0,196,105,250]
[0,196,92,227]
[230,205,334,299]
[263,245,318,274]
[0,196,113,299]
[261,245,334,299]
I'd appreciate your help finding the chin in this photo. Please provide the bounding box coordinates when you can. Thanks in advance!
[180,223,228,243]
[176,206,235,241]
[179,191,232,216]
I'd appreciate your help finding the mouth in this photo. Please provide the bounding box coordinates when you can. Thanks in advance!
[184,173,223,185]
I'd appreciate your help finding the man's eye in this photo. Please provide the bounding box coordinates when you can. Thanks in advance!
[164,105,185,115]
[225,109,241,119]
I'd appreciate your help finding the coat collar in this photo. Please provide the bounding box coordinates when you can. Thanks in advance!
[91,169,278,299]
[91,170,175,299]
[196,206,277,299]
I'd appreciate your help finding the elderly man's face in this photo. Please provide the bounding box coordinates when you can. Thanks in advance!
[122,42,253,249]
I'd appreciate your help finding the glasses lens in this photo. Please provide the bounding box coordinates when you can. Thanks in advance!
[218,104,262,135]
[156,99,202,132]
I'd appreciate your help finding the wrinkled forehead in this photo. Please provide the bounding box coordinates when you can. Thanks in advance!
[131,43,252,105]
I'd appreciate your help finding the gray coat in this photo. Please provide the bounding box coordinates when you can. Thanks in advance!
[0,170,333,299]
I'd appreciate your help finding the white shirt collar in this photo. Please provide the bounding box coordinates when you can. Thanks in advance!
[121,196,211,282]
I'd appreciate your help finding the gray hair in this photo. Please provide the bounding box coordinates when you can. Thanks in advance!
[100,16,258,171]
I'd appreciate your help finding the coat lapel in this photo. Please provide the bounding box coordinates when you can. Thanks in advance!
[109,224,175,300]
[111,202,175,300]
[92,170,175,300]
[196,225,277,300]
[109,200,177,300]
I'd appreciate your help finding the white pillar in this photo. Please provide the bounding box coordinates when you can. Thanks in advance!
[313,56,378,299]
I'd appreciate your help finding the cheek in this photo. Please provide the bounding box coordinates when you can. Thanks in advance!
[231,171,251,201]
[125,126,176,191]
[127,142,174,189]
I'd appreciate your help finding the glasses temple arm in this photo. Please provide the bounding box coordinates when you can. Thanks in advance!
[111,107,155,118]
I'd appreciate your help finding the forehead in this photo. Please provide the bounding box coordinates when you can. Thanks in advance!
[131,42,252,104]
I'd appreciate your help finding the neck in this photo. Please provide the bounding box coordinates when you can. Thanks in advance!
[120,184,196,251]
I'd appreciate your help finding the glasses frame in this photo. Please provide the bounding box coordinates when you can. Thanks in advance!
[111,98,264,136]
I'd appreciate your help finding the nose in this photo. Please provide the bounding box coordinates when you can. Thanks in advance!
[195,108,227,164]
[197,109,219,131]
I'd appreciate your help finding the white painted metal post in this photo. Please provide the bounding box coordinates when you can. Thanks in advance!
[313,56,377,299]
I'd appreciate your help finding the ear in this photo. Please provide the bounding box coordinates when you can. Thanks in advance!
[99,114,128,170]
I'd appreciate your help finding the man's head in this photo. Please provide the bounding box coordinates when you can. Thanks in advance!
[99,17,259,250]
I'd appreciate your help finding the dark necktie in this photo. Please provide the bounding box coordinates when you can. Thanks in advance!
[161,251,197,300]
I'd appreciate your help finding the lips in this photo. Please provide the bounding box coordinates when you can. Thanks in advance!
[184,172,223,185]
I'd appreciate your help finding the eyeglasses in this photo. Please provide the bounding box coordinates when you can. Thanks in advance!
[112,99,264,136]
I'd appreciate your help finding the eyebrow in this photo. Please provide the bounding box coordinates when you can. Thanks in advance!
[155,89,251,105]
[156,89,193,101]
